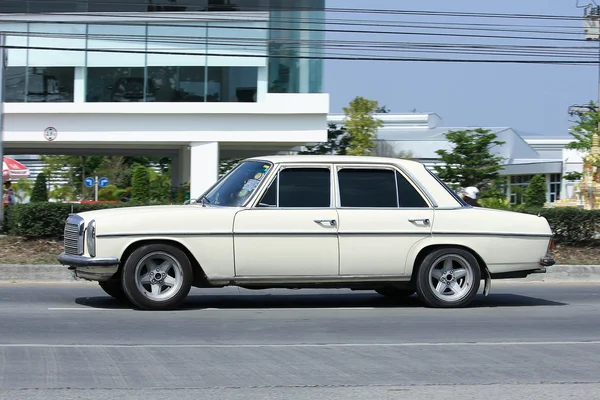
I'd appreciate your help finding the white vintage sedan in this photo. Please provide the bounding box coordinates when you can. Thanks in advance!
[58,155,555,310]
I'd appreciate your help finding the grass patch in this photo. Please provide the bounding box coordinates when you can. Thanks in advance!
[1,235,599,266]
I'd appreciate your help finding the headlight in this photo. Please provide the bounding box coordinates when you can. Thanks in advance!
[86,220,96,258]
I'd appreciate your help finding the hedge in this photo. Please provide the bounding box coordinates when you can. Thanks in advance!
[515,207,600,245]
[5,201,600,245]
[5,201,166,239]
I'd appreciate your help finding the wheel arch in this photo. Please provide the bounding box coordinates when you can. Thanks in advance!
[117,238,209,286]
[408,243,489,283]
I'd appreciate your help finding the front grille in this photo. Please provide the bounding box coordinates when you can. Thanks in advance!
[63,215,84,255]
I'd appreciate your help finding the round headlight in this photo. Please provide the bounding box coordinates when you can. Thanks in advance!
[86,220,96,258]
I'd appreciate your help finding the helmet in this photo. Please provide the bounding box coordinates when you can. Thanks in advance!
[462,186,479,200]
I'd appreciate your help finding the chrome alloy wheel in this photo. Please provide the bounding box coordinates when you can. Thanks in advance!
[428,254,475,302]
[134,251,184,301]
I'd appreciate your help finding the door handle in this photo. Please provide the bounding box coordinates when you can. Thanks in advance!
[408,218,430,225]
[315,219,337,226]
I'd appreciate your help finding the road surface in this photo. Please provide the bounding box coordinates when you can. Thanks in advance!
[0,283,599,399]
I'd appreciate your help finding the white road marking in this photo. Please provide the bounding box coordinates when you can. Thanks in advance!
[1,341,599,349]
[47,307,380,311]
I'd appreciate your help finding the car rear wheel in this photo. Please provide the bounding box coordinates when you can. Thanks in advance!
[416,248,481,308]
[98,278,128,301]
[122,244,193,310]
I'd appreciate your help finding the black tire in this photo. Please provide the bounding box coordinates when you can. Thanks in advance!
[375,287,416,298]
[98,278,128,301]
[415,248,481,308]
[121,243,193,310]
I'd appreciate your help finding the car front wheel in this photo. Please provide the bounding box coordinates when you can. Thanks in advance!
[98,278,128,301]
[122,244,193,310]
[416,248,481,308]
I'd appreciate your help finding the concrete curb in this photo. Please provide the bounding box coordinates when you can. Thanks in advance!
[0,264,599,284]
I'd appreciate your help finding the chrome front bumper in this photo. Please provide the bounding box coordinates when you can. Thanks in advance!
[57,253,120,281]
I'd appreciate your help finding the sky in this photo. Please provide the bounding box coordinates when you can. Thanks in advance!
[324,0,597,137]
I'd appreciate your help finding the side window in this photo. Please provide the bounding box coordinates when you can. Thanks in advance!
[338,168,398,208]
[396,171,429,208]
[257,176,278,207]
[278,168,331,208]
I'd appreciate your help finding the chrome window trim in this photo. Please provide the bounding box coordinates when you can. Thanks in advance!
[198,159,275,208]
[424,166,468,208]
[250,163,336,209]
[334,163,435,209]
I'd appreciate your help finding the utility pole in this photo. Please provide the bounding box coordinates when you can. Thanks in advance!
[0,34,6,230]
[583,4,600,209]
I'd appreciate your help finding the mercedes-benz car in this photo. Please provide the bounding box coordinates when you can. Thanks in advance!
[58,155,555,310]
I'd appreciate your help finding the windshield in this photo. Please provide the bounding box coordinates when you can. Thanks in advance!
[200,160,273,207]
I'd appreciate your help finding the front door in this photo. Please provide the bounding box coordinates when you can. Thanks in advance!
[233,165,339,277]
[335,165,434,276]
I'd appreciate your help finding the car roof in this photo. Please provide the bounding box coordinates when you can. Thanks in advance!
[246,155,422,167]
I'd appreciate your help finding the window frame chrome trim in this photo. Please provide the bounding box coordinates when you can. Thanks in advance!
[334,163,436,209]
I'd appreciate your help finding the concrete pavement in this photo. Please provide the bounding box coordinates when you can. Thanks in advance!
[0,284,599,399]
[0,263,599,283]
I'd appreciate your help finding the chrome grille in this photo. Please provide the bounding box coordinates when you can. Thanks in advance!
[63,215,84,256]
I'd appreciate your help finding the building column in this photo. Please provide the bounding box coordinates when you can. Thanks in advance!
[256,66,268,102]
[298,10,310,93]
[74,67,85,103]
[180,147,191,185]
[190,142,219,199]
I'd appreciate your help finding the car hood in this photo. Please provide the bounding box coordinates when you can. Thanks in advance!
[75,204,240,236]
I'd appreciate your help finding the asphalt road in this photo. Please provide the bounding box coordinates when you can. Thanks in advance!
[0,283,599,400]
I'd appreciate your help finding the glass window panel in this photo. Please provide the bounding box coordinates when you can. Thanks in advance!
[206,67,257,102]
[2,23,28,67]
[86,67,145,102]
[4,67,26,102]
[338,169,398,208]
[396,172,428,208]
[268,9,323,93]
[279,168,331,208]
[257,176,277,207]
[26,67,74,102]
[28,23,86,67]
[87,24,146,67]
[206,21,268,67]
[146,24,207,67]
[147,66,206,102]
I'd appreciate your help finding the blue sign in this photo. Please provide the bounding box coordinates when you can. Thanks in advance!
[84,177,95,188]
[98,177,109,188]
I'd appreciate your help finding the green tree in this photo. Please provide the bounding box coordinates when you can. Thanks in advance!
[524,174,548,207]
[131,165,150,202]
[219,158,244,178]
[434,128,506,190]
[374,141,413,159]
[566,101,600,152]
[299,124,350,155]
[343,96,384,156]
[148,169,172,202]
[30,173,49,202]
[11,178,33,203]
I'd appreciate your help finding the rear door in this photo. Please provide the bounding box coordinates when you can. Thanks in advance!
[335,164,434,276]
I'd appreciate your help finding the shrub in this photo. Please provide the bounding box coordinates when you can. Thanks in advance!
[516,207,600,245]
[30,173,49,202]
[131,165,150,202]
[524,174,547,207]
[6,201,167,238]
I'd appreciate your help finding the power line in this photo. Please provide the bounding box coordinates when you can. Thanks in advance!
[3,44,598,65]
[0,1,588,21]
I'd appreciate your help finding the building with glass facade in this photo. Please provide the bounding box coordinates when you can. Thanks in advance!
[0,0,328,197]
